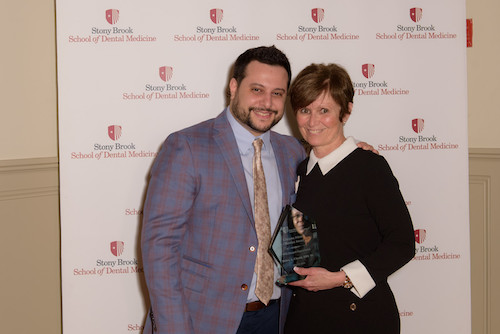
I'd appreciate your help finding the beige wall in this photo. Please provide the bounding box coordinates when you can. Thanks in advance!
[0,158,60,332]
[0,0,498,333]
[0,1,58,160]
[467,0,500,148]
[1,1,61,333]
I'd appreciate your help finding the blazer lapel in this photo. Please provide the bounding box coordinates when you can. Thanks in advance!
[213,111,254,223]
[270,132,293,207]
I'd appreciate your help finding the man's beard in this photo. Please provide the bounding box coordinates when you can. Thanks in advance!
[230,98,281,134]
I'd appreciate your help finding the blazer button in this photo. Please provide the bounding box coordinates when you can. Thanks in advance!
[241,284,248,291]
[249,246,256,252]
[350,303,357,311]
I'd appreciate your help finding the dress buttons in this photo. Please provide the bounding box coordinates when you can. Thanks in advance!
[241,284,248,291]
[350,303,357,311]
[249,246,256,252]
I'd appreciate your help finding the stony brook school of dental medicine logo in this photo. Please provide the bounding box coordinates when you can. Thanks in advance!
[173,7,260,43]
[108,125,122,141]
[410,8,423,23]
[106,9,119,25]
[210,8,223,24]
[375,7,457,41]
[362,63,375,79]
[67,8,157,44]
[276,7,360,42]
[110,241,124,257]
[70,125,157,160]
[412,118,425,134]
[159,66,173,82]
[73,241,143,277]
[353,63,410,96]
[311,8,325,23]
[412,229,461,262]
[414,229,426,244]
[123,65,210,101]
[377,118,460,152]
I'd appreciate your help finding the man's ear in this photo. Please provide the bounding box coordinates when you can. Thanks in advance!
[229,78,238,100]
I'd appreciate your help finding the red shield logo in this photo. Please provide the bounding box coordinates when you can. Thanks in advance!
[414,229,426,244]
[159,66,173,82]
[110,241,124,257]
[108,125,122,141]
[106,9,120,25]
[412,118,424,133]
[210,8,223,24]
[311,8,325,23]
[410,8,423,23]
[362,64,375,79]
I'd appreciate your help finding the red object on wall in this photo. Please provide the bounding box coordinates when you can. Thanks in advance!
[467,18,473,47]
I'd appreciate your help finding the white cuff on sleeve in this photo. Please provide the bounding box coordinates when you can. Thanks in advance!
[341,260,375,298]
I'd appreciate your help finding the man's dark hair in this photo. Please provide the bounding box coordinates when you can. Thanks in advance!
[232,45,292,88]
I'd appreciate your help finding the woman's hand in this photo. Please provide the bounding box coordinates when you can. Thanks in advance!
[287,267,346,292]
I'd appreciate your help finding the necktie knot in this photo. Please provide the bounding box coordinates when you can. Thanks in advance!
[253,138,263,155]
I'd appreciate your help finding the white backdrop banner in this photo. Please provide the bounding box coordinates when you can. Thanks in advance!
[56,1,470,333]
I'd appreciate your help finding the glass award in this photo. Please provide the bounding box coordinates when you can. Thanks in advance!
[269,205,320,285]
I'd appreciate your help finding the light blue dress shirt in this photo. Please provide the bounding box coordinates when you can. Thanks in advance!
[226,107,283,303]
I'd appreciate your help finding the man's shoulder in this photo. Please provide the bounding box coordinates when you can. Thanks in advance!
[167,112,224,141]
[270,131,301,146]
[270,131,306,164]
[178,117,217,135]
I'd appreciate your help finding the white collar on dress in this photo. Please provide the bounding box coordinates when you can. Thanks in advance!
[306,136,358,175]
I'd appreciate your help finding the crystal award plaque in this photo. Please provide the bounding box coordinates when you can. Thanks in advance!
[269,205,320,285]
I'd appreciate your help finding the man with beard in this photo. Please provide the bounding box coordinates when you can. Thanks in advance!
[141,46,301,334]
[141,46,371,334]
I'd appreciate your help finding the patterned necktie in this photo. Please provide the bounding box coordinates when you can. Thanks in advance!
[252,138,274,305]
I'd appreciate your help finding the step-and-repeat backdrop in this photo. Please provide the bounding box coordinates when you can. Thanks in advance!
[56,1,470,333]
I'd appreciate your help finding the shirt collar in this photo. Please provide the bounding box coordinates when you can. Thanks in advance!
[306,136,358,175]
[226,107,271,155]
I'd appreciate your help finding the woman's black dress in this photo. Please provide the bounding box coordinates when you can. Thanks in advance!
[284,148,415,334]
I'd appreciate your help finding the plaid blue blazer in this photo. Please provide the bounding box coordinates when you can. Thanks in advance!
[141,110,305,334]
